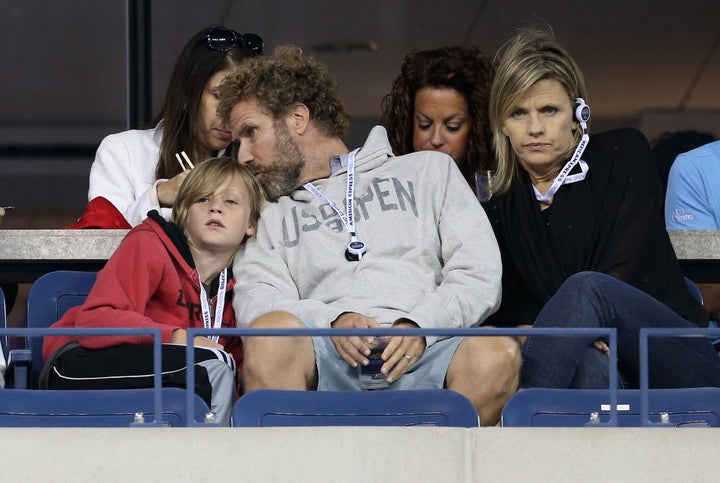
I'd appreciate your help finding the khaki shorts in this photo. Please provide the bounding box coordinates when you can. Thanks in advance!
[311,327,464,391]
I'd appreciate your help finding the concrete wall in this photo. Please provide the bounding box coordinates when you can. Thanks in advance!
[5,427,720,482]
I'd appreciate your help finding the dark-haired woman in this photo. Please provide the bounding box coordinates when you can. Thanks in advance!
[88,25,263,226]
[380,46,494,190]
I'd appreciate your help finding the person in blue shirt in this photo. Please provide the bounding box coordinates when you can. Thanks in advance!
[665,140,720,230]
[665,140,720,320]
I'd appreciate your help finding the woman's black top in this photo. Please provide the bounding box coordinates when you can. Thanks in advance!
[482,128,707,327]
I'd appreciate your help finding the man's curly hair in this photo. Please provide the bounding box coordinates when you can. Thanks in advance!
[218,45,349,139]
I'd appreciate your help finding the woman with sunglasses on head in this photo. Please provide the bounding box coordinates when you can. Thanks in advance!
[482,27,720,391]
[380,46,494,193]
[87,25,263,227]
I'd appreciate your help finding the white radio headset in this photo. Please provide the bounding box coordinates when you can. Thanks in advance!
[533,97,591,203]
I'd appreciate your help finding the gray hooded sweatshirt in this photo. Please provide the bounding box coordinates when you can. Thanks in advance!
[233,126,501,347]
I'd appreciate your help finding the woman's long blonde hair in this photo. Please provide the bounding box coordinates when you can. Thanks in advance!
[489,28,588,195]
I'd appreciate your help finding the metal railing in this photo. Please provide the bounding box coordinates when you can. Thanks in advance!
[639,327,720,426]
[1,327,164,426]
[10,325,719,427]
[185,326,620,427]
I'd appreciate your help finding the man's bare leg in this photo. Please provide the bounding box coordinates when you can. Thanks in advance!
[445,335,521,426]
[242,311,318,392]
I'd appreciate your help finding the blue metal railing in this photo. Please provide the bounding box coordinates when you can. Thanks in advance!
[0,327,163,426]
[185,327,619,427]
[639,327,720,426]
[19,324,720,428]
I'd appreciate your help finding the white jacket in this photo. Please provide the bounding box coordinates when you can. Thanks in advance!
[88,126,172,226]
[233,126,502,347]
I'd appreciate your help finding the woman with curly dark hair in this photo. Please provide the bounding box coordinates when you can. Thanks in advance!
[380,46,494,190]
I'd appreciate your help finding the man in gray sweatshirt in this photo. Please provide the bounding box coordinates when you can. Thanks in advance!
[218,45,520,426]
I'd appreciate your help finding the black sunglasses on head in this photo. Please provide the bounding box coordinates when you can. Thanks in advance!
[206,26,263,55]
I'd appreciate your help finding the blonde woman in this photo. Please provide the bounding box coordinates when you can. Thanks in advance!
[482,28,720,390]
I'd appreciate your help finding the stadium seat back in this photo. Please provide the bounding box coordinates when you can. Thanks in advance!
[26,270,97,387]
[502,387,720,427]
[0,388,209,427]
[232,389,480,427]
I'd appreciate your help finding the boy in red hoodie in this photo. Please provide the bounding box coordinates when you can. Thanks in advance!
[42,157,265,425]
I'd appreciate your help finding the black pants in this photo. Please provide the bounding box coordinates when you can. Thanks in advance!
[41,343,236,408]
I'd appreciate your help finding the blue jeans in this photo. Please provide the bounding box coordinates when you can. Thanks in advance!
[521,272,720,389]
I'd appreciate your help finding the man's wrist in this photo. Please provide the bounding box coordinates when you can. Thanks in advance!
[393,317,419,328]
[331,311,354,327]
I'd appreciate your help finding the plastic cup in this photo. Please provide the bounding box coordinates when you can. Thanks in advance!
[475,170,494,202]
[358,337,390,390]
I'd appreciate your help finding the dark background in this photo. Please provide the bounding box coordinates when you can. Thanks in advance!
[1,0,719,227]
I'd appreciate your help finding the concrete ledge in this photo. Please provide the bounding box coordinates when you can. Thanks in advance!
[5,427,720,481]
[0,229,127,260]
[1,229,717,262]
[668,230,720,261]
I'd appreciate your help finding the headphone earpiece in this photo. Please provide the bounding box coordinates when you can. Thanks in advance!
[574,97,590,136]
[574,98,591,124]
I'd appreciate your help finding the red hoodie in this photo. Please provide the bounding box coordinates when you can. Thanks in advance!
[43,212,243,373]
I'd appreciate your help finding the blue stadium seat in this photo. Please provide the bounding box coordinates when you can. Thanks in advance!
[684,276,720,347]
[0,387,209,427]
[501,387,720,427]
[231,389,480,427]
[4,270,212,427]
[26,270,97,387]
[685,276,704,304]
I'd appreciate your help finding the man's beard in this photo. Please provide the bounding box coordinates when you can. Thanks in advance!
[259,121,305,201]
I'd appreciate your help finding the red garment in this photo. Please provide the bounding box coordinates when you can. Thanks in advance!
[64,196,132,229]
[43,213,243,373]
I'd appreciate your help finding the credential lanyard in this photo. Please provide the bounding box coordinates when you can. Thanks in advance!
[303,149,364,256]
[533,133,590,202]
[198,267,227,343]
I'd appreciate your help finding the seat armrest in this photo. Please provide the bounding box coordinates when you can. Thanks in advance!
[7,349,32,389]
